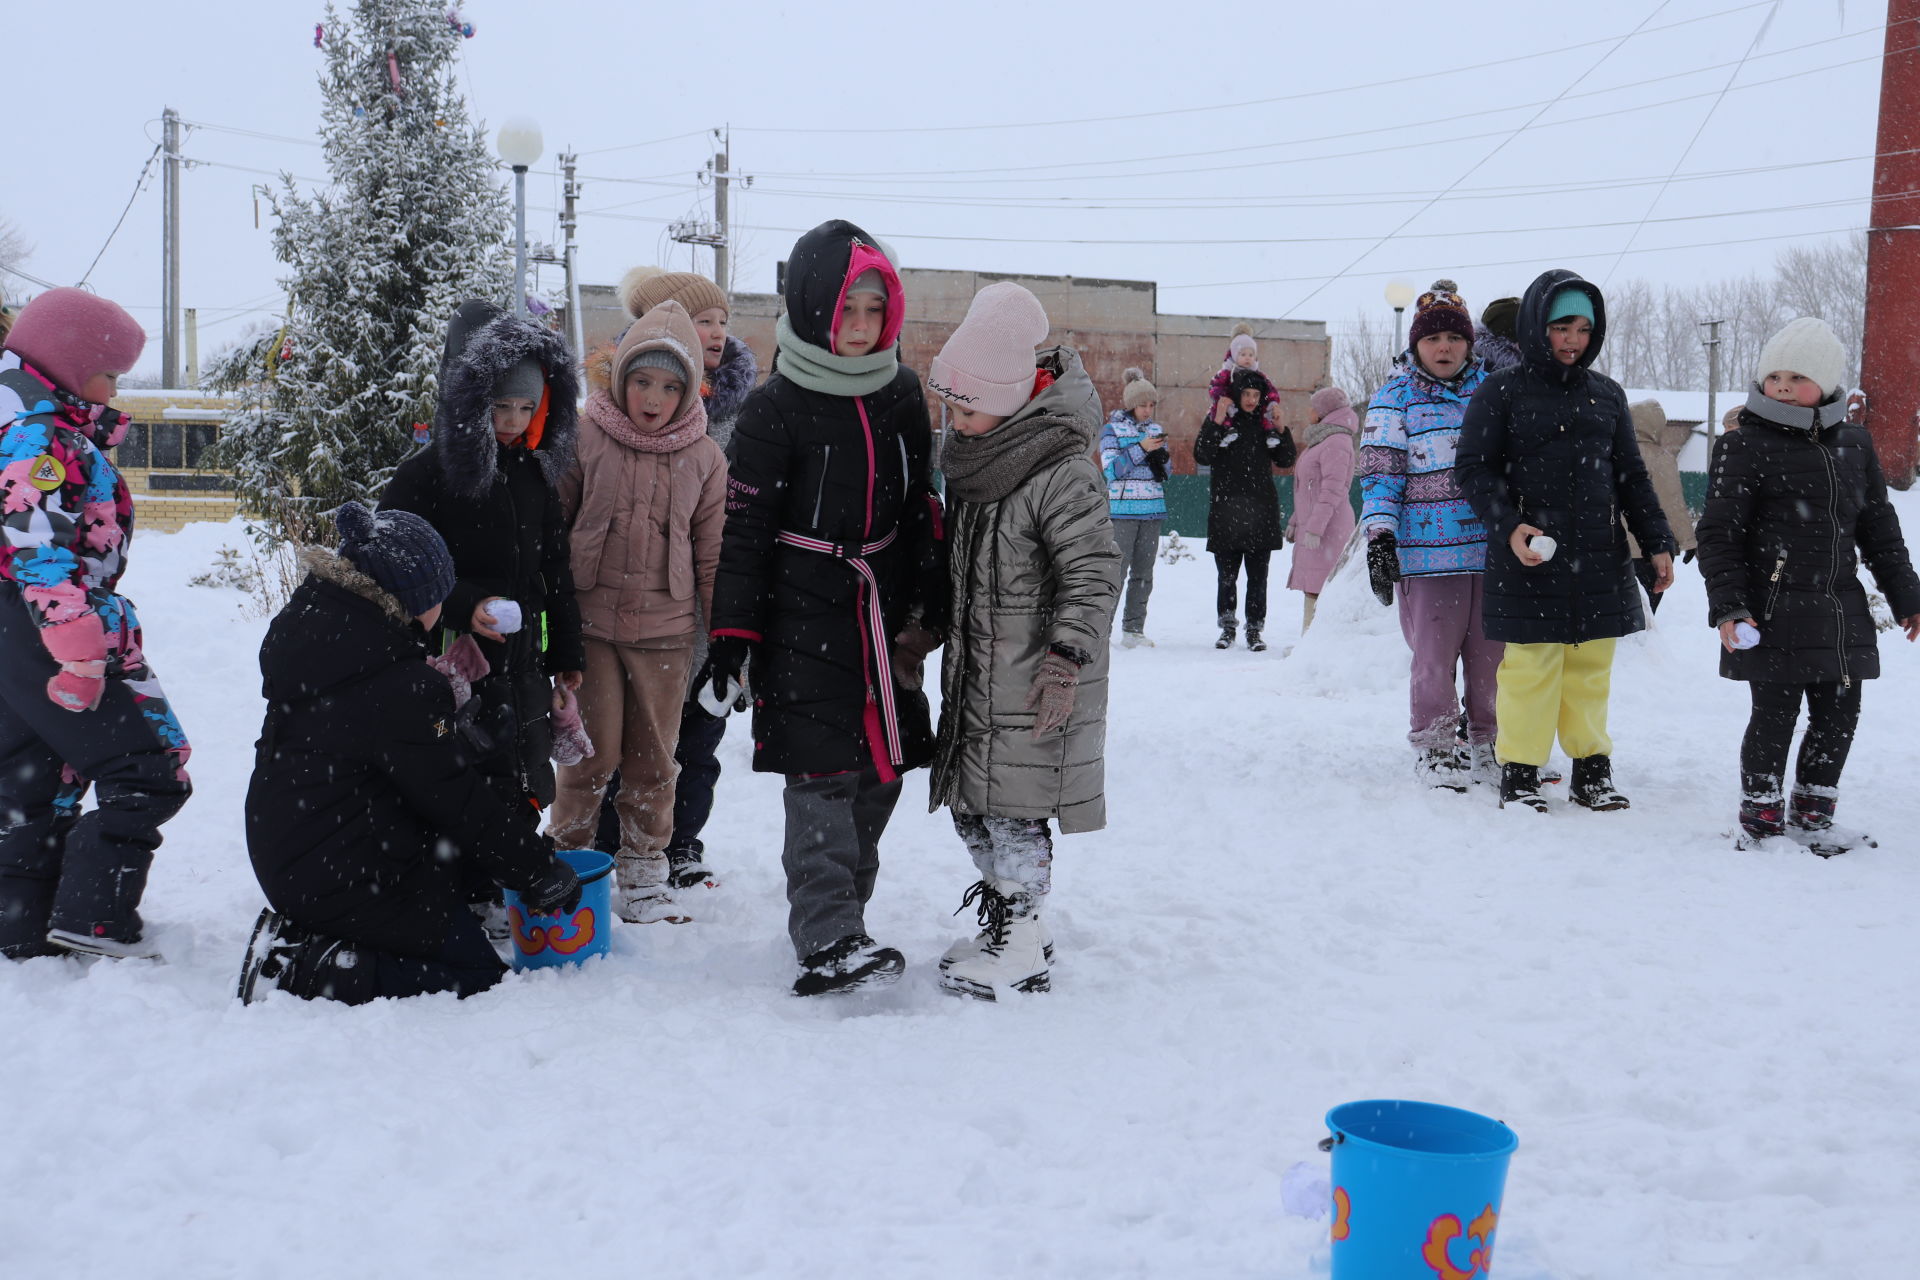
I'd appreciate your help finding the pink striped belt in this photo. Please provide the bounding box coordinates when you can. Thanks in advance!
[774,527,903,766]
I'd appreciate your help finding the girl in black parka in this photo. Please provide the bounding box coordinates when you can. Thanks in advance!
[1694,317,1920,854]
[379,301,585,829]
[704,219,946,997]
[1456,269,1675,813]
[1193,367,1295,651]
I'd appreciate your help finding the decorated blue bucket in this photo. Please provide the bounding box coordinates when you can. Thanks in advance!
[501,848,613,971]
[1322,1100,1517,1280]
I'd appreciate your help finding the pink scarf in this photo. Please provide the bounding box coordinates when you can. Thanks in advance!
[585,387,708,453]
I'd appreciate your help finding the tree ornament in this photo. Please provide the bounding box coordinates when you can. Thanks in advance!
[314,23,324,47]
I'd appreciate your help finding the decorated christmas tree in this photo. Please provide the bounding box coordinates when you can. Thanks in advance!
[214,0,510,543]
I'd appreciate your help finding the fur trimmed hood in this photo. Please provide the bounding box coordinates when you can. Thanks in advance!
[300,546,415,627]
[432,300,580,500]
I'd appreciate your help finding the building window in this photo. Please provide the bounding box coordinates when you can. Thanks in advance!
[147,422,184,469]
[117,422,150,468]
[185,423,218,468]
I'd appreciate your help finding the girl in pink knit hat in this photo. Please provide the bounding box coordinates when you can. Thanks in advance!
[1,289,192,961]
[927,282,1121,1001]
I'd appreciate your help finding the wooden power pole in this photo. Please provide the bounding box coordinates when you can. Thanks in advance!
[1861,0,1920,487]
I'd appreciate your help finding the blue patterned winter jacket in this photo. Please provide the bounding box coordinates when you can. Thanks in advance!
[1358,356,1489,577]
[1098,410,1167,520]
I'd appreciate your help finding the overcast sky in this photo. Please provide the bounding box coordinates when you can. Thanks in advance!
[2,0,1892,377]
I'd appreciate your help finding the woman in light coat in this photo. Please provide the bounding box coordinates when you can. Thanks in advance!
[1285,385,1360,631]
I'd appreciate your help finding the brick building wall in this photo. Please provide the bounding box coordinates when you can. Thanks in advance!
[109,390,243,533]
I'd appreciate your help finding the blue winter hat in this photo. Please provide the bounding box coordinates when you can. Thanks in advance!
[334,501,456,617]
[1547,287,1595,325]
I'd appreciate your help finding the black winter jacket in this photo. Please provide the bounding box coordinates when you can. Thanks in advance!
[1456,268,1674,644]
[1694,395,1920,684]
[710,220,945,777]
[380,301,583,809]
[245,551,559,957]
[1193,407,1294,553]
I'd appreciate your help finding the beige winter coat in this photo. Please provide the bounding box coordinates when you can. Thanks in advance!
[1626,399,1697,557]
[930,349,1122,834]
[560,419,725,645]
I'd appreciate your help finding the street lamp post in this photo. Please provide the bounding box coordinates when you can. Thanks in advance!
[495,118,544,318]
[1384,280,1417,354]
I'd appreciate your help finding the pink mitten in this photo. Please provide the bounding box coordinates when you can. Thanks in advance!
[426,634,491,707]
[550,684,594,766]
[1024,651,1081,740]
[48,663,106,712]
[40,612,108,664]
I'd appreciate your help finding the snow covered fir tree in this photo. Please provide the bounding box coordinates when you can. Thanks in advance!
[213,0,511,543]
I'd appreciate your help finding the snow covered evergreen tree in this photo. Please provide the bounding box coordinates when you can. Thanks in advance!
[214,0,511,543]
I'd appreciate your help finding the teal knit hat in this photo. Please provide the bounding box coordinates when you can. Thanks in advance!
[1547,287,1595,325]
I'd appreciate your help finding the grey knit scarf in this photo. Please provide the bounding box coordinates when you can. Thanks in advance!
[773,313,897,397]
[942,411,1090,504]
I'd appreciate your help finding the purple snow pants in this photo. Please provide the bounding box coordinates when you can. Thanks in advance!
[1396,574,1503,750]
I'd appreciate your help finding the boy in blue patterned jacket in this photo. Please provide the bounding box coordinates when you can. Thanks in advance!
[1358,280,1502,792]
[1099,368,1169,647]
[0,289,191,960]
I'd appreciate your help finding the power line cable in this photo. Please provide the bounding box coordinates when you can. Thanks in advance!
[1600,0,1785,282]
[732,0,1779,135]
[581,128,717,157]
[78,143,163,287]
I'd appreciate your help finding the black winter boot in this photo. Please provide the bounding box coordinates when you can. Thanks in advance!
[1569,755,1630,811]
[1499,762,1549,813]
[1215,614,1237,650]
[1786,788,1877,855]
[793,933,905,997]
[1736,790,1786,849]
[1246,624,1267,652]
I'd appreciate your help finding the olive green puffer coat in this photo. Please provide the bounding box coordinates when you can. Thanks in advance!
[930,347,1121,833]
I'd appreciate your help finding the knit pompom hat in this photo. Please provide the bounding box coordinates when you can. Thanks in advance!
[334,501,456,618]
[1227,322,1259,362]
[3,287,147,399]
[618,266,728,321]
[928,282,1051,416]
[1310,385,1351,419]
[1121,366,1159,411]
[1408,279,1473,348]
[1756,316,1847,398]
[612,300,702,420]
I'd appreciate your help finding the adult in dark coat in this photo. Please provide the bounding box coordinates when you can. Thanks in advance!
[1455,269,1674,812]
[1693,316,1920,849]
[1193,367,1295,649]
[704,219,946,995]
[379,301,584,822]
[240,506,579,1004]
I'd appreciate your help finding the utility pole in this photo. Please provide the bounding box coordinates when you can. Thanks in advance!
[712,128,730,298]
[560,151,584,365]
[162,106,181,389]
[1700,318,1725,452]
[1861,0,1920,488]
[184,307,199,389]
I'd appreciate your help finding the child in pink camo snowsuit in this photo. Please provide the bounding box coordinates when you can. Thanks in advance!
[0,289,191,960]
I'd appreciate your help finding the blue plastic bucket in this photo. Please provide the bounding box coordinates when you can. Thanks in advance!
[501,848,614,971]
[1323,1100,1517,1280]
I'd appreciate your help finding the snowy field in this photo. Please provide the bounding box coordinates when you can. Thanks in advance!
[5,504,1918,1280]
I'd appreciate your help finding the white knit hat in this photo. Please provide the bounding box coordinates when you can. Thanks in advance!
[928,282,1051,416]
[1756,316,1847,398]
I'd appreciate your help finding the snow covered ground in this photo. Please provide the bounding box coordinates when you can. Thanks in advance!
[5,506,1918,1279]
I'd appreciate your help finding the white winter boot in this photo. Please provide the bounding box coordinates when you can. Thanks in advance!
[1467,741,1500,788]
[940,882,1050,1000]
[940,879,1053,973]
[615,852,690,924]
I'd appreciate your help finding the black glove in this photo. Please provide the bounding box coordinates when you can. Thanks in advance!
[695,634,752,705]
[1682,548,1696,564]
[1367,533,1401,607]
[519,856,582,917]
[1263,427,1297,468]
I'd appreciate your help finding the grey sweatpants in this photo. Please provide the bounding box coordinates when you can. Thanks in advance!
[952,812,1053,901]
[1110,518,1162,634]
[781,766,902,958]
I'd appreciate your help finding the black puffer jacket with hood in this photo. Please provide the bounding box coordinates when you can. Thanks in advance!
[710,220,946,779]
[1695,392,1920,684]
[1456,269,1674,644]
[380,301,583,811]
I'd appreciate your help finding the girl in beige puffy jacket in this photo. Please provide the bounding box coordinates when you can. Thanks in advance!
[548,301,727,923]
[925,283,1121,1001]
